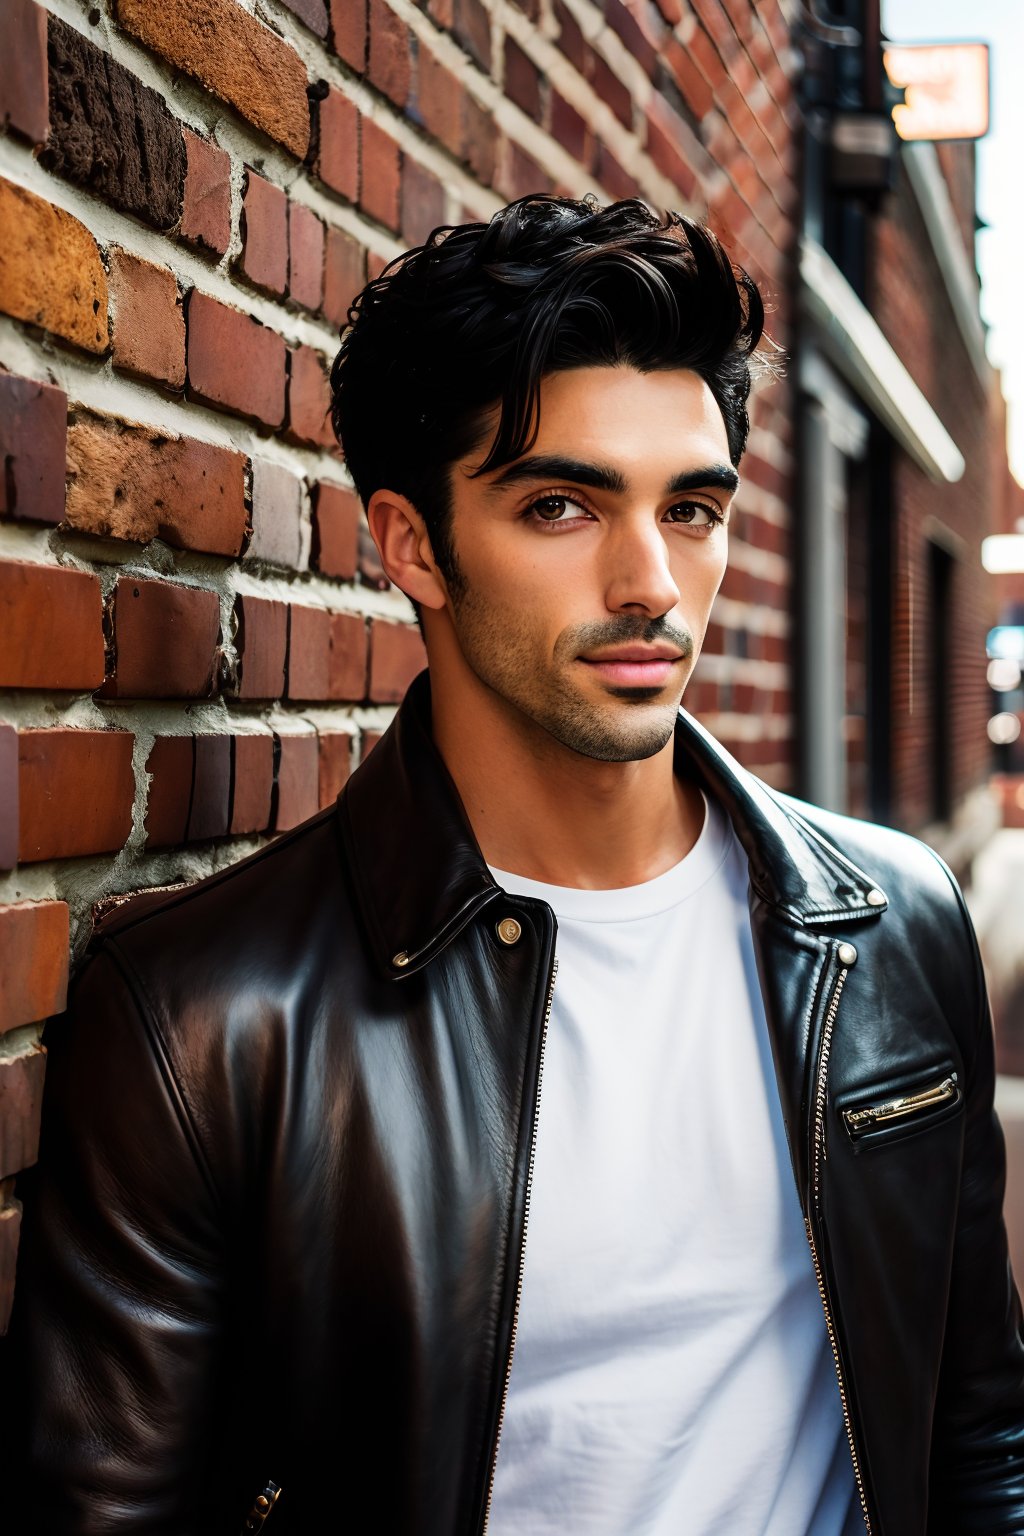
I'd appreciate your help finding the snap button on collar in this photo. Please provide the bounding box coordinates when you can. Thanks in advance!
[838,942,858,967]
[496,917,522,946]
[865,888,886,907]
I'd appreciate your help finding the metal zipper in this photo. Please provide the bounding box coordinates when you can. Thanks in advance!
[480,954,558,1536]
[804,950,874,1535]
[842,1074,959,1139]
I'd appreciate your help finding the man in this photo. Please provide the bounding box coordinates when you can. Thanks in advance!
[11,196,1024,1534]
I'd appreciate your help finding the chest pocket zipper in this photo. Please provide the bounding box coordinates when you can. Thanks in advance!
[842,1073,960,1141]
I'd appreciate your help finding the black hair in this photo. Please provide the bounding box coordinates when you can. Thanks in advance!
[331,194,766,581]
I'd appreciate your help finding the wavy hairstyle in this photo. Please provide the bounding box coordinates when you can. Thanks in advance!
[331,195,766,580]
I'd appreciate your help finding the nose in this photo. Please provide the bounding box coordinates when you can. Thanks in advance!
[602,517,682,618]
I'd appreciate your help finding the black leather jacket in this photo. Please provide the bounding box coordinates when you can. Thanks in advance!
[11,673,1024,1535]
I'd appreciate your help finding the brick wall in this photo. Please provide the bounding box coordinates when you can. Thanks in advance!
[871,147,996,833]
[0,0,800,1327]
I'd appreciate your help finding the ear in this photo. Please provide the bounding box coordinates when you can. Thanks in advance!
[366,490,448,612]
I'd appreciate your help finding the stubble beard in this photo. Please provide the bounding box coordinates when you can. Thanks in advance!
[449,583,695,764]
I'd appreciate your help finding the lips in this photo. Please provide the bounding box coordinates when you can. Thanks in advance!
[579,646,683,688]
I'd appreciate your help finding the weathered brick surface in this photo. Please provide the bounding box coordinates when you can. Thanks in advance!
[18,729,135,862]
[241,171,289,297]
[0,902,70,1032]
[317,88,359,202]
[109,249,186,389]
[187,292,287,429]
[288,202,325,312]
[369,619,427,703]
[0,179,107,353]
[311,482,359,579]
[0,373,67,526]
[230,734,274,835]
[0,727,17,872]
[66,414,247,557]
[0,1047,47,1181]
[103,577,220,698]
[113,0,310,157]
[2,0,48,146]
[42,17,186,230]
[248,460,303,567]
[275,733,320,830]
[0,561,106,690]
[235,595,288,700]
[181,130,232,256]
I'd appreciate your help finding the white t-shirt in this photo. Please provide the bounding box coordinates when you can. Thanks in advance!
[486,791,860,1536]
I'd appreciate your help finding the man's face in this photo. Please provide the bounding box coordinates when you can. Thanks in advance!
[439,365,737,763]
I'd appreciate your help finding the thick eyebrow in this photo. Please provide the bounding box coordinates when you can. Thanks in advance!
[484,454,739,498]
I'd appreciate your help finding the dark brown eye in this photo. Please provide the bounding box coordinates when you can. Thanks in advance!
[533,496,570,520]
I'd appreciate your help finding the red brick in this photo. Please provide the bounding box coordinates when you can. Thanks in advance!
[18,729,134,862]
[329,611,369,700]
[550,91,589,163]
[401,157,445,245]
[66,414,247,557]
[188,735,231,841]
[145,735,192,847]
[240,171,288,296]
[230,734,274,835]
[0,1046,47,1180]
[288,345,335,449]
[0,726,17,871]
[360,117,401,229]
[0,902,69,1032]
[274,733,319,831]
[553,0,585,70]
[113,0,310,157]
[644,103,698,201]
[462,95,498,186]
[288,202,325,311]
[318,731,352,807]
[586,49,632,128]
[323,225,367,329]
[0,374,67,526]
[453,0,490,71]
[504,37,542,117]
[280,0,328,36]
[369,619,426,702]
[415,48,461,154]
[595,141,638,199]
[0,561,105,690]
[188,292,287,428]
[287,604,332,700]
[604,0,659,78]
[0,179,107,354]
[360,729,382,761]
[181,129,232,256]
[330,0,367,69]
[108,248,186,389]
[311,482,360,579]
[235,595,288,699]
[1,0,48,146]
[248,459,303,568]
[0,1202,21,1335]
[368,0,412,107]
[103,577,220,699]
[318,87,359,201]
[497,137,553,200]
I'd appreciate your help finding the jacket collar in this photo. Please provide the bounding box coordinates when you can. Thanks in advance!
[338,672,888,980]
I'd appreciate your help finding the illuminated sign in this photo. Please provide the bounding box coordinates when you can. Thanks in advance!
[883,42,990,142]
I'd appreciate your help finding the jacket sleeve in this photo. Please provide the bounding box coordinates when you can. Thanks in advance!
[929,879,1024,1533]
[10,945,229,1534]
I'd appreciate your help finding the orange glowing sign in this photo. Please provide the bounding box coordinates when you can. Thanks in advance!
[883,42,990,141]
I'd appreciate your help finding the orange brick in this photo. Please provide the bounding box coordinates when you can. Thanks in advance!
[65,414,247,557]
[109,248,186,388]
[368,619,426,702]
[0,902,69,1032]
[0,560,105,690]
[188,292,287,428]
[0,179,107,353]
[18,729,135,862]
[113,0,310,157]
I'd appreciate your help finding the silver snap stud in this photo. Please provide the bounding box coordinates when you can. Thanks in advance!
[496,917,522,946]
[865,888,886,907]
[393,951,410,968]
[838,942,858,967]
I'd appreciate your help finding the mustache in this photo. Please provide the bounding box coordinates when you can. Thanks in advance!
[557,615,695,658]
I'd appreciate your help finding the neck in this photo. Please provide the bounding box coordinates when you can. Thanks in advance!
[429,664,703,891]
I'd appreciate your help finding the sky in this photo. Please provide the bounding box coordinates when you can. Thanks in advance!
[883,0,1024,483]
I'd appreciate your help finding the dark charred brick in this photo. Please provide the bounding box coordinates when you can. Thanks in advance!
[41,17,185,230]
